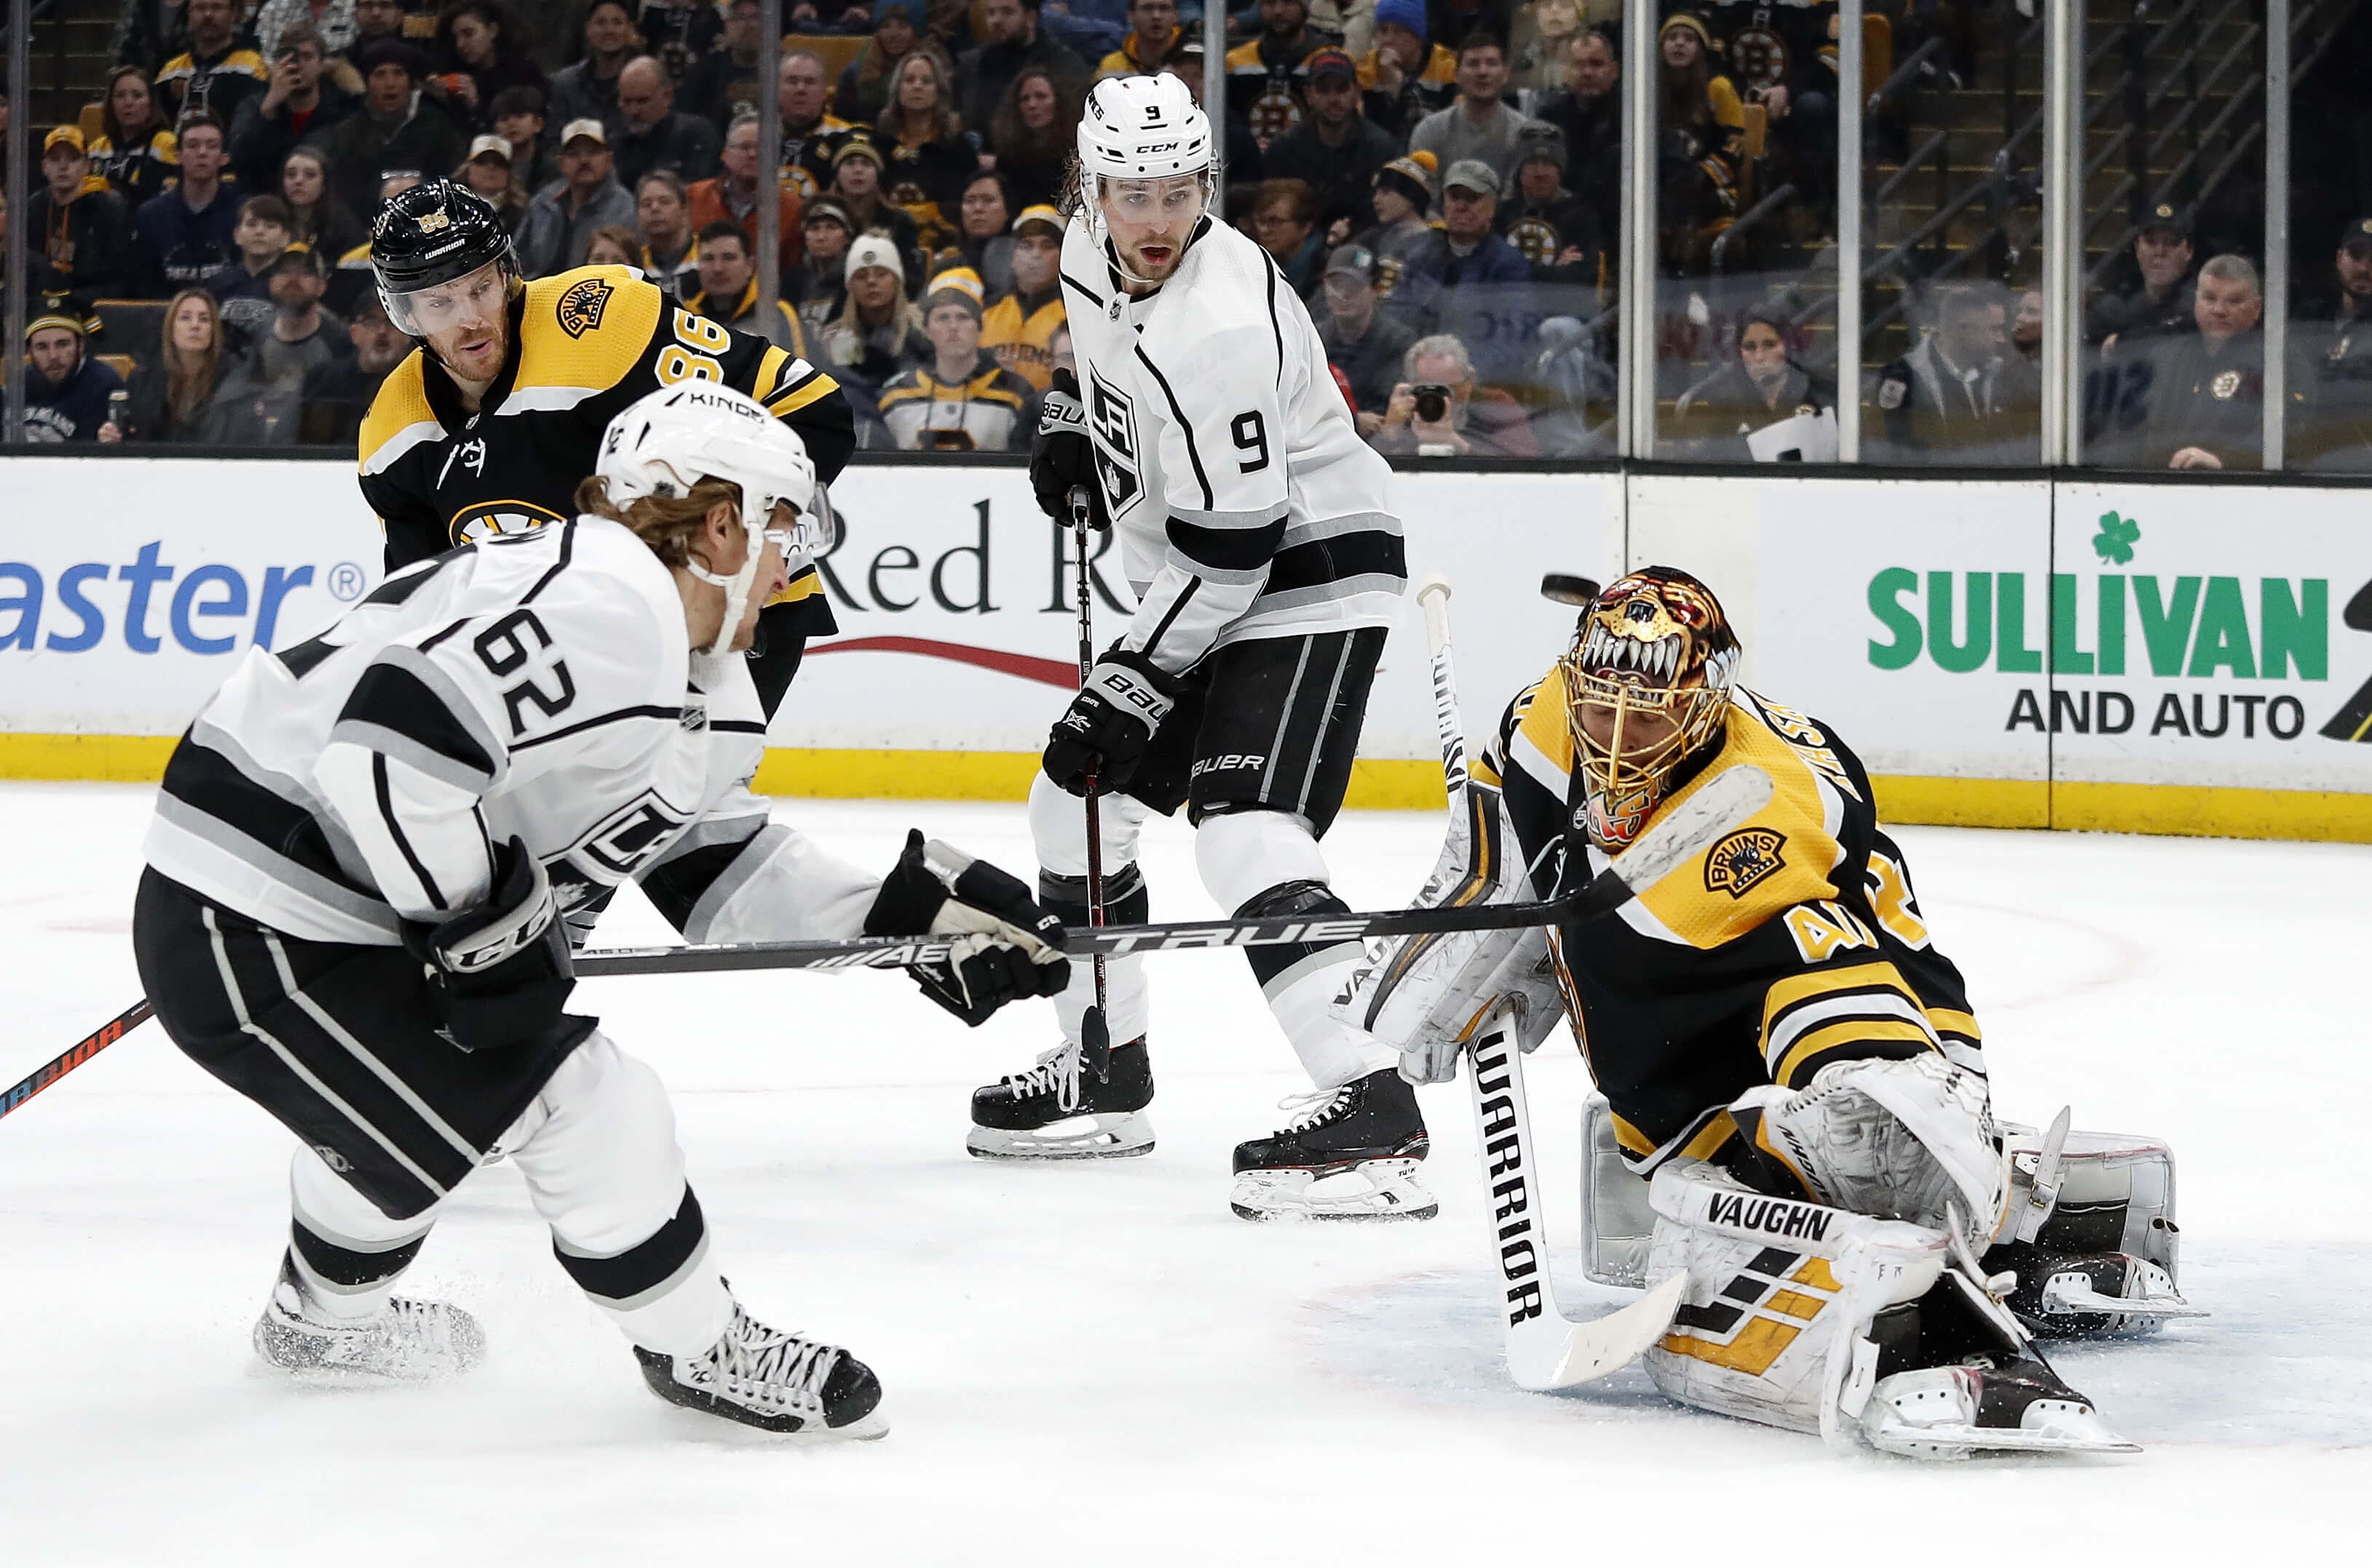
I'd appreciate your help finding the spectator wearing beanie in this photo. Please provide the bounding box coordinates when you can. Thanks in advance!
[28,127,135,300]
[1498,124,1606,294]
[1356,151,1439,286]
[1361,0,1458,140]
[691,112,806,274]
[821,233,933,430]
[21,297,127,445]
[791,198,858,322]
[829,133,928,284]
[134,114,244,298]
[517,119,639,277]
[232,21,360,192]
[1263,48,1402,237]
[315,39,469,221]
[981,203,1067,391]
[878,267,1041,451]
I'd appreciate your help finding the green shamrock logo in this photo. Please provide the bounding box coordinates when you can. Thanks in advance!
[2093,511,2140,565]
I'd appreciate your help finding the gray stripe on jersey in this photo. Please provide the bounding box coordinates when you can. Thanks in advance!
[191,713,332,817]
[153,795,404,937]
[649,809,772,868]
[204,908,451,1200]
[1250,573,1410,614]
[263,932,486,1165]
[679,822,791,944]
[1161,545,1268,586]
[1279,511,1404,548]
[373,645,512,784]
[327,720,497,793]
[1171,502,1292,530]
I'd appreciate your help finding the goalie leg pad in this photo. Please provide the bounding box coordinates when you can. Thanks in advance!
[1990,1122,2197,1336]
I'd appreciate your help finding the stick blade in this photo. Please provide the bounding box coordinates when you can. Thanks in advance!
[1607,764,1775,895]
[1508,1272,1688,1392]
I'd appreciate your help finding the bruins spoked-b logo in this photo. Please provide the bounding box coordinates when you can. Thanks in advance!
[556,276,615,338]
[1704,828,1787,898]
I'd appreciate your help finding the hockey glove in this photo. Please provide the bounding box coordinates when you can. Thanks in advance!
[1030,368,1110,528]
[400,836,575,1053]
[865,830,1071,1026]
[1043,649,1178,796]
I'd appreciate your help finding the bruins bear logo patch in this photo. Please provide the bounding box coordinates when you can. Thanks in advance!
[556,276,614,338]
[1704,828,1787,898]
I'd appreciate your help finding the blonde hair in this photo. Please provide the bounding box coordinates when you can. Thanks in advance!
[572,474,742,569]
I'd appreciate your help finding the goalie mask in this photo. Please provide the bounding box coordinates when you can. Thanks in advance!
[1075,74,1217,287]
[1559,567,1740,850]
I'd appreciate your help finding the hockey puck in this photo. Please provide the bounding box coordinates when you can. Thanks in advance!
[1541,574,1601,606]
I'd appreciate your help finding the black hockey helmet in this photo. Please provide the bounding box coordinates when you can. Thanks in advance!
[371,179,518,336]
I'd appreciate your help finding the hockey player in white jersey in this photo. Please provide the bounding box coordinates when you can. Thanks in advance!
[964,73,1428,1222]
[131,384,1070,1438]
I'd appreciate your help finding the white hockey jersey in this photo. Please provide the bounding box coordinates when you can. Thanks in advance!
[1059,214,1405,674]
[144,517,878,949]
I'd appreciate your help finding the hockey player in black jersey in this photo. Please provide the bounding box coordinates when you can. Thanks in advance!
[357,181,854,716]
[1354,569,2194,1456]
[133,385,1067,1438]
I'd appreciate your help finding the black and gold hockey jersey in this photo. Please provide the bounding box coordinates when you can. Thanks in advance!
[1475,665,1982,1184]
[357,266,854,635]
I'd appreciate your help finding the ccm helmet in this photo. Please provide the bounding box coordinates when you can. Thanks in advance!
[1075,73,1216,284]
[597,384,823,657]
[371,180,518,336]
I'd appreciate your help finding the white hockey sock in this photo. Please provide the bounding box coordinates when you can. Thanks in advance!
[1264,951,1399,1090]
[287,1144,437,1322]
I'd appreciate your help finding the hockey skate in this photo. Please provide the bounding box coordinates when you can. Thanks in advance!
[635,1297,886,1440]
[252,1253,486,1383]
[966,1036,1155,1160]
[1230,1067,1436,1221]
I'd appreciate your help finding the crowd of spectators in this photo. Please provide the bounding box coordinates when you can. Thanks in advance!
[7,1,2365,469]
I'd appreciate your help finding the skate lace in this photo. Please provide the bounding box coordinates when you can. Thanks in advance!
[1273,1083,1353,1135]
[708,1305,839,1415]
[1000,1041,1085,1114]
[382,1296,451,1353]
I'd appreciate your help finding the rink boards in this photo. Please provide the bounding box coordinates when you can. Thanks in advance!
[3,455,2369,842]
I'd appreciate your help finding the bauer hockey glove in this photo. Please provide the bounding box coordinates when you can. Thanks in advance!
[400,836,577,1053]
[1030,368,1110,528]
[1043,649,1177,796]
[865,830,1071,1026]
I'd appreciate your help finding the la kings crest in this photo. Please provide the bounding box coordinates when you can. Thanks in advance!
[1088,364,1143,518]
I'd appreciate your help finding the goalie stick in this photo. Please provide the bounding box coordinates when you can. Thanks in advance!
[1412,573,1691,1393]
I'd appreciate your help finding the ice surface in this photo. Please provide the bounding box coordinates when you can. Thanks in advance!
[2,783,2365,1564]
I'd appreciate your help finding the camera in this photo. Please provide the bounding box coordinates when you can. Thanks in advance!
[1412,384,1452,424]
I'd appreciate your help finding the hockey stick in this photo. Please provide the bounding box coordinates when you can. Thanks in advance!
[1413,574,1688,1392]
[1068,486,1112,1058]
[1,998,154,1122]
[566,764,1768,979]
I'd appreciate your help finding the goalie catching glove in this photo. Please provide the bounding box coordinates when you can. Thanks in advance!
[864,831,1071,1024]
[401,836,576,1053]
[1344,780,1568,1083]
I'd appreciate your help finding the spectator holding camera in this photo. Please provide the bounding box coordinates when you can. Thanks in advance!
[877,268,1040,451]
[28,127,134,300]
[1369,333,1541,457]
[1668,309,1838,462]
[90,66,181,209]
[133,113,242,298]
[232,21,358,191]
[315,40,469,220]
[1318,243,1418,424]
[516,119,638,276]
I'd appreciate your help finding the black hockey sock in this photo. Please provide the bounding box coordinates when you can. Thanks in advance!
[290,1219,427,1296]
[1037,863,1150,931]
[1233,879,1355,990]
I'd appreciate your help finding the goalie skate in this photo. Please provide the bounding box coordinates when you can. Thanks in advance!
[966,1037,1155,1160]
[1230,1068,1437,1221]
[634,1297,887,1441]
[1857,1358,2139,1460]
[252,1253,486,1383]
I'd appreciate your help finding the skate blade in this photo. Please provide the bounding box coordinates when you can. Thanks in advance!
[966,1111,1155,1161]
[1230,1159,1439,1222]
[1865,1422,2142,1460]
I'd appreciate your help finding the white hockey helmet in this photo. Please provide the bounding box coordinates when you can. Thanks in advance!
[596,382,822,656]
[1075,73,1217,281]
